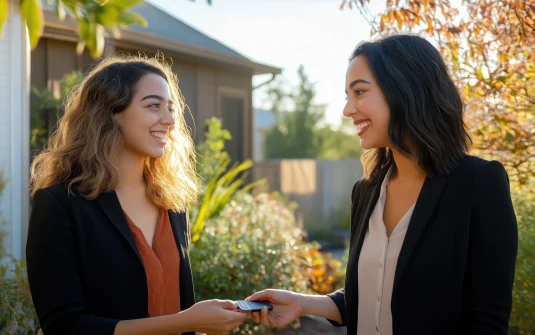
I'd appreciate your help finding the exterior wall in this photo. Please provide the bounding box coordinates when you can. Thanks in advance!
[0,0,31,259]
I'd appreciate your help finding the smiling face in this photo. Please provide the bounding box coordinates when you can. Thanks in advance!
[114,73,176,159]
[343,55,392,150]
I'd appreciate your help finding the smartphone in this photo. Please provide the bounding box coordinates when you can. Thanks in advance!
[236,300,273,312]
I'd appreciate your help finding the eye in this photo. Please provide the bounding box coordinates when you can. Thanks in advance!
[148,103,160,108]
[355,89,366,96]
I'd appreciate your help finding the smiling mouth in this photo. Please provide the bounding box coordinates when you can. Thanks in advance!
[354,121,371,135]
[151,132,167,142]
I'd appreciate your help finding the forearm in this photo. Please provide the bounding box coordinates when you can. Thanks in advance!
[114,311,193,335]
[299,294,342,324]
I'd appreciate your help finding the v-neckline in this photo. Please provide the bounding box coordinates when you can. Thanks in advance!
[379,168,416,238]
[123,209,161,250]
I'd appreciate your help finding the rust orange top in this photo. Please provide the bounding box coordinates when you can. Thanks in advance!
[124,209,181,320]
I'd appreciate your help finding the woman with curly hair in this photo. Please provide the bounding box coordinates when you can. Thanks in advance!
[26,55,247,335]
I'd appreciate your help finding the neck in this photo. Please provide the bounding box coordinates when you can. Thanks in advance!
[114,149,146,192]
[390,149,426,182]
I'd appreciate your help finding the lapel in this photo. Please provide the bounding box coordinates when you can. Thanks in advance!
[345,179,382,333]
[393,174,448,290]
[97,192,195,309]
[96,191,143,266]
[168,211,196,310]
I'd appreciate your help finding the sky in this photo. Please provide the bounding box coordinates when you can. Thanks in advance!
[151,0,384,126]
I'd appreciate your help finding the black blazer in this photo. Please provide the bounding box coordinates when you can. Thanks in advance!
[327,155,518,335]
[26,183,196,335]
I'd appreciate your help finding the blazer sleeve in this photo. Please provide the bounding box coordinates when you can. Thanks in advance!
[26,188,121,335]
[469,160,518,334]
[326,179,363,327]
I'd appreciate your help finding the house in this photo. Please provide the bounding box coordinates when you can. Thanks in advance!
[0,0,281,260]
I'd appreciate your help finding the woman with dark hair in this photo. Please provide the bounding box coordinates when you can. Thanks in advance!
[26,55,247,335]
[246,34,518,335]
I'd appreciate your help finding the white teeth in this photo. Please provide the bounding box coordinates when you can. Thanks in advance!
[355,121,371,133]
[151,132,166,140]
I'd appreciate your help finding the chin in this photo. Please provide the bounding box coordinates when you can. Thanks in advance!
[147,149,165,159]
[360,139,375,150]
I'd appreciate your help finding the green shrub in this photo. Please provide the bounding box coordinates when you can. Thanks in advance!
[0,259,37,335]
[190,117,265,243]
[191,191,310,333]
[510,192,535,334]
[0,172,37,334]
[191,192,309,301]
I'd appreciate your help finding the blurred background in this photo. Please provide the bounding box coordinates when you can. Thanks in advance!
[0,0,533,334]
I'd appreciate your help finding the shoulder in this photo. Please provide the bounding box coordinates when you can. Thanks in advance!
[449,154,508,181]
[449,155,510,205]
[445,154,508,184]
[32,183,83,209]
[350,177,376,204]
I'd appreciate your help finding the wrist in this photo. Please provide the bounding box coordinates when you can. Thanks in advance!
[173,309,196,333]
[296,293,310,317]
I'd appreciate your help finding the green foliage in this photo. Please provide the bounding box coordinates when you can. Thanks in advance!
[264,65,324,159]
[190,117,265,243]
[191,192,309,300]
[20,0,44,49]
[31,70,83,155]
[190,192,309,333]
[0,259,37,335]
[0,174,37,335]
[510,191,535,334]
[0,0,215,58]
[263,66,361,160]
[32,70,83,111]
[196,117,232,183]
[316,117,362,160]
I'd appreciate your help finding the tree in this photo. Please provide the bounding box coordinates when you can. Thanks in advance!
[264,65,325,159]
[0,0,212,59]
[316,117,362,160]
[264,65,362,160]
[340,0,535,187]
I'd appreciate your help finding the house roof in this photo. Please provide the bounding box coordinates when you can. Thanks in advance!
[41,1,281,76]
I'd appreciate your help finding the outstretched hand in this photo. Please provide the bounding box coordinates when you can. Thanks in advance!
[245,289,305,329]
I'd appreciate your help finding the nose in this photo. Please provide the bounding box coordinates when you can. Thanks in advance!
[343,101,356,118]
[161,111,176,129]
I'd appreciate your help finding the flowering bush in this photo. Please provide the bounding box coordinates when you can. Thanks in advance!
[191,192,309,302]
[299,242,344,295]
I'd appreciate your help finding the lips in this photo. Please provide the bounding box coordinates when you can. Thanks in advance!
[354,120,371,134]
[150,131,167,143]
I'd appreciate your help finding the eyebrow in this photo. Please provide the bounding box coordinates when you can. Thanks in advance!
[349,79,371,89]
[345,79,372,94]
[141,95,174,104]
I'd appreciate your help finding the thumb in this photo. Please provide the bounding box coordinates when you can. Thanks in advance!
[245,289,272,302]
[217,299,239,310]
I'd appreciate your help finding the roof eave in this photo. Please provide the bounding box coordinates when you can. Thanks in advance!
[42,10,282,76]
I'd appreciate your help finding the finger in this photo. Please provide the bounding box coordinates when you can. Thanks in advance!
[251,311,260,323]
[224,309,248,322]
[246,290,272,302]
[260,306,270,327]
[218,300,239,310]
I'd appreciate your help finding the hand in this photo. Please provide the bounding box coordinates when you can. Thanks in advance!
[245,289,305,329]
[182,299,248,335]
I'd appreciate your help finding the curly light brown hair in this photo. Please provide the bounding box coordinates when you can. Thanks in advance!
[30,55,200,212]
